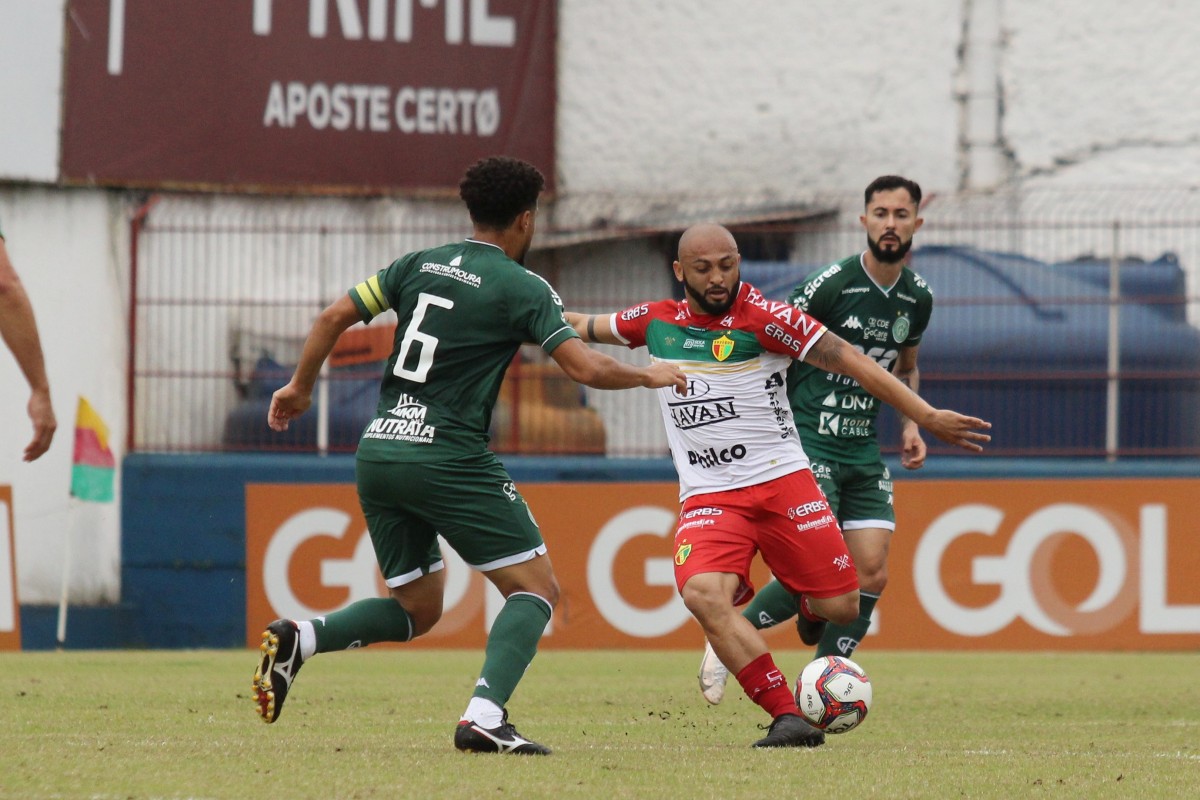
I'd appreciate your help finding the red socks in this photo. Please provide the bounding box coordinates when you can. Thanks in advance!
[736,653,799,719]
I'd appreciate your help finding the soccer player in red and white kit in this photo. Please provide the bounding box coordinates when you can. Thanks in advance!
[566,223,990,748]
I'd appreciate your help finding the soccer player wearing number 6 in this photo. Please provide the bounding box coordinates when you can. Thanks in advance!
[252,156,686,755]
[697,177,934,741]
[566,223,989,748]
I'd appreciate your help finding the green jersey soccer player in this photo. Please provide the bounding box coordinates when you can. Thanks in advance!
[251,157,685,755]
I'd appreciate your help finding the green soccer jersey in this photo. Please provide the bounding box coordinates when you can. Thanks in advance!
[348,239,578,463]
[786,253,933,464]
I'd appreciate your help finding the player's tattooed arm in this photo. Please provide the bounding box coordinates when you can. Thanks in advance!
[805,331,990,452]
[891,345,922,426]
[803,330,854,374]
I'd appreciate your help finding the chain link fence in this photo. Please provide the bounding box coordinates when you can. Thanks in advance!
[130,186,1200,458]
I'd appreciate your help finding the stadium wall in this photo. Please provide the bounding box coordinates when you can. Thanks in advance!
[15,454,1200,651]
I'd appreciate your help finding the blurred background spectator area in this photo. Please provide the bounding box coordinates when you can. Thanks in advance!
[132,187,1200,458]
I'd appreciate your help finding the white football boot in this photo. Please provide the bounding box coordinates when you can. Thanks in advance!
[697,640,730,705]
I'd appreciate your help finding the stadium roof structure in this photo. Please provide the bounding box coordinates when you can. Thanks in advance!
[533,192,837,251]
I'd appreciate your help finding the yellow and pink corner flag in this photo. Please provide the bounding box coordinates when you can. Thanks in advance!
[70,397,115,503]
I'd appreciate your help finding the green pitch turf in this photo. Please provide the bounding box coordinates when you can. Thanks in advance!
[1,649,1196,799]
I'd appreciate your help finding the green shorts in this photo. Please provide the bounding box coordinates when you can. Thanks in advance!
[808,458,895,532]
[354,451,544,587]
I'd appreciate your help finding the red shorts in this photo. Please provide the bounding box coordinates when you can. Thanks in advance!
[672,470,858,604]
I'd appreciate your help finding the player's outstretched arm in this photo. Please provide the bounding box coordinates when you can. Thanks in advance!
[268,295,362,432]
[551,337,686,392]
[804,331,991,453]
[893,346,927,469]
[565,311,622,345]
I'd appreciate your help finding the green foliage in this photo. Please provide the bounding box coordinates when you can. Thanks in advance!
[1,650,1196,799]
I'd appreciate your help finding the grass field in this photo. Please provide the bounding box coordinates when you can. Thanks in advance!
[2,649,1197,799]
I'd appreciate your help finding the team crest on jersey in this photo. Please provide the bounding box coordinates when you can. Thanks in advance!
[892,315,911,343]
[675,541,692,565]
[711,334,735,361]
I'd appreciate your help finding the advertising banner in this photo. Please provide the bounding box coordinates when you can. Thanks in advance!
[1,486,19,650]
[61,0,556,192]
[245,478,1200,650]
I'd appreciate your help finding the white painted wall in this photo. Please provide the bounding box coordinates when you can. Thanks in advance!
[0,188,127,604]
[2,0,1199,603]
[557,0,962,194]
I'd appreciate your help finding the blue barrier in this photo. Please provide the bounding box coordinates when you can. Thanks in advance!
[19,452,1200,649]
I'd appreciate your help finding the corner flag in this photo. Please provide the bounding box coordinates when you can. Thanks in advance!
[70,397,115,503]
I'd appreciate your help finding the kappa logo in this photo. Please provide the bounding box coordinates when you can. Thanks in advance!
[842,316,863,330]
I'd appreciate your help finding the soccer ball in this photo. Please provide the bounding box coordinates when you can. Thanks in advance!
[794,655,872,734]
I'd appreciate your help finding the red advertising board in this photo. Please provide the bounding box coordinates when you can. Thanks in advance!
[245,478,1200,650]
[61,0,556,192]
[1,486,19,650]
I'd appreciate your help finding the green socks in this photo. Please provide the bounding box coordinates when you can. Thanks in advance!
[741,580,881,659]
[312,597,414,653]
[816,592,878,659]
[741,579,799,628]
[472,592,553,707]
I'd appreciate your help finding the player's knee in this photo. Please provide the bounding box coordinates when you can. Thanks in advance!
[390,591,443,637]
[408,604,444,637]
[505,575,560,609]
[535,578,561,609]
[824,592,860,625]
[857,565,888,595]
[679,580,728,623]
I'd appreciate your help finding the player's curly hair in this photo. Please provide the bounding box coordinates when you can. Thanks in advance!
[865,175,922,208]
[459,156,545,229]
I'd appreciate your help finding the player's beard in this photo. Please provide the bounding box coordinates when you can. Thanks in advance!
[685,278,739,316]
[867,232,913,264]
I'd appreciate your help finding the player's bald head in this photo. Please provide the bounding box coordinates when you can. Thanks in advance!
[677,224,738,261]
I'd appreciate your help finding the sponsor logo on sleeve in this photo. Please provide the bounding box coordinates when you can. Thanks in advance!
[621,304,650,322]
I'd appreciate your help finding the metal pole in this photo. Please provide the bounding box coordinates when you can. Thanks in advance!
[1104,221,1120,461]
[317,226,330,456]
[126,195,160,453]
